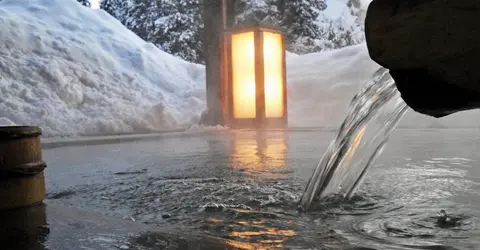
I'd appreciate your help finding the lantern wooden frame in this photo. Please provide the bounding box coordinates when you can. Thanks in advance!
[222,26,288,129]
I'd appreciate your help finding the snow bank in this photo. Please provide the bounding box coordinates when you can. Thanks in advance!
[286,43,480,129]
[0,0,205,136]
[287,43,379,127]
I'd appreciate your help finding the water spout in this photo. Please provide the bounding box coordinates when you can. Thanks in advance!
[299,68,409,211]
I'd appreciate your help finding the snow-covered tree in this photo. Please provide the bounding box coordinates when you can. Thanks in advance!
[111,0,204,64]
[99,0,367,62]
[100,0,131,23]
[99,0,117,17]
[124,0,158,40]
[234,0,279,26]
[279,0,327,53]
[312,0,365,51]
[77,0,91,7]
[347,0,367,31]
[152,0,203,63]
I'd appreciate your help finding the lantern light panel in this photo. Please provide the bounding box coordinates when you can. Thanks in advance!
[223,26,287,129]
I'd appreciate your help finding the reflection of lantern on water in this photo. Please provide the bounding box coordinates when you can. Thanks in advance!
[226,218,295,249]
[226,228,296,249]
[230,131,287,176]
[205,215,296,249]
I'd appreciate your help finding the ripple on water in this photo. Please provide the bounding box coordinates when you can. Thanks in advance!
[309,157,480,249]
[46,155,480,249]
[304,192,472,249]
[47,174,316,248]
[336,207,473,249]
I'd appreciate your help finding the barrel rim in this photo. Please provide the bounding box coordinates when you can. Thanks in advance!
[0,126,42,140]
[0,161,47,177]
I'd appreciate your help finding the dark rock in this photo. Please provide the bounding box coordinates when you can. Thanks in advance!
[365,0,480,117]
[161,214,171,219]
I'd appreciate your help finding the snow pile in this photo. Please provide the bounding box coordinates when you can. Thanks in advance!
[0,0,205,136]
[286,43,480,129]
[287,43,379,127]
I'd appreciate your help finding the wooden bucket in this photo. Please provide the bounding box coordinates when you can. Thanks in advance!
[0,126,46,211]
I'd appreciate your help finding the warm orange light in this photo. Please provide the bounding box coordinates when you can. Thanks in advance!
[225,27,287,128]
[230,131,287,178]
[229,228,296,238]
[263,32,284,118]
[231,32,256,119]
[226,218,296,249]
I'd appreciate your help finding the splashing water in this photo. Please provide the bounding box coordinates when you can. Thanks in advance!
[299,68,409,211]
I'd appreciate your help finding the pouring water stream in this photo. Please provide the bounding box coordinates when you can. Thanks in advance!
[299,68,409,211]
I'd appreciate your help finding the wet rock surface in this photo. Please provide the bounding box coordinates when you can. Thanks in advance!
[365,0,480,117]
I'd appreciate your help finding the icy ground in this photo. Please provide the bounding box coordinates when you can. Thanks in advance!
[1,0,479,137]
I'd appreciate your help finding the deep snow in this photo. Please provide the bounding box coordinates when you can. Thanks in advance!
[0,0,207,136]
[1,0,479,137]
[91,0,100,9]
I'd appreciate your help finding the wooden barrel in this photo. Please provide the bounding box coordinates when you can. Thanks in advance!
[0,126,46,211]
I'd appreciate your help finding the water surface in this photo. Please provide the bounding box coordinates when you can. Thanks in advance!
[44,129,480,249]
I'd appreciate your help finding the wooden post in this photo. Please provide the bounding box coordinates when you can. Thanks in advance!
[202,1,223,126]
[202,0,236,126]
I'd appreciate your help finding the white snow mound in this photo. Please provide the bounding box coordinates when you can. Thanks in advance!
[0,0,205,137]
[286,43,480,129]
[287,43,380,127]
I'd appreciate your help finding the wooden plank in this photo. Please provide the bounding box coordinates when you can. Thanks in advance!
[281,33,288,127]
[254,30,266,128]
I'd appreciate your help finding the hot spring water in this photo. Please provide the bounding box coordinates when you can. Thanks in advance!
[300,68,409,211]
[43,66,480,248]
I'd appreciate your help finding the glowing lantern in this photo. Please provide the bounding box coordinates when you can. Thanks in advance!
[222,26,288,129]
